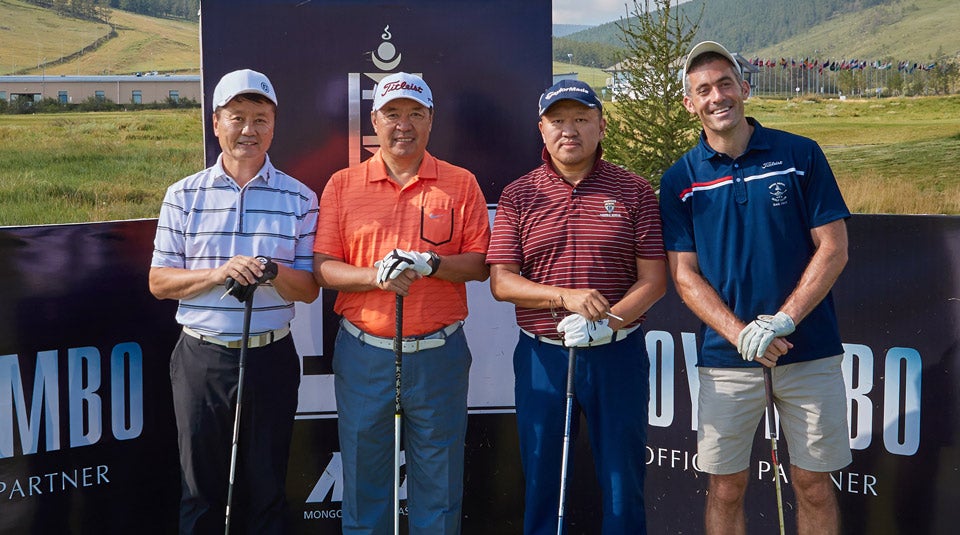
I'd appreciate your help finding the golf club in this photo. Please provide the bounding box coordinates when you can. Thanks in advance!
[394,294,404,535]
[557,344,577,535]
[224,286,255,535]
[763,366,786,535]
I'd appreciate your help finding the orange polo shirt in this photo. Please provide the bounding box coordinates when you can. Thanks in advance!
[314,150,490,338]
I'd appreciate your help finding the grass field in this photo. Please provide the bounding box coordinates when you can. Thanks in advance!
[1,95,958,226]
[0,109,202,225]
[743,95,960,214]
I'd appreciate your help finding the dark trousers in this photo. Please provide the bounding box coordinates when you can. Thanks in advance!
[170,332,300,535]
[514,329,650,535]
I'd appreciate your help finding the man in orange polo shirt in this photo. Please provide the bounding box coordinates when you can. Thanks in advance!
[313,72,490,534]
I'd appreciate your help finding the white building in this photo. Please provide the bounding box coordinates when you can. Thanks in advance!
[0,74,200,105]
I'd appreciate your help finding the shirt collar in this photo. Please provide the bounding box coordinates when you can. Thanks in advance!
[368,149,438,183]
[212,153,274,185]
[696,117,769,161]
[540,145,604,183]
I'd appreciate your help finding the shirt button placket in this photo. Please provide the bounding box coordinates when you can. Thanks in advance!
[733,162,747,204]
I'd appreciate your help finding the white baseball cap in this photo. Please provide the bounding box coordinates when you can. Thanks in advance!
[212,69,278,108]
[683,41,742,93]
[372,72,433,112]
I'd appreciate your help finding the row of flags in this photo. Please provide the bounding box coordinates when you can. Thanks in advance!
[750,57,940,73]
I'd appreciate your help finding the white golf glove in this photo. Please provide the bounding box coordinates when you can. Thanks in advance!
[557,314,614,347]
[737,311,795,362]
[374,249,433,284]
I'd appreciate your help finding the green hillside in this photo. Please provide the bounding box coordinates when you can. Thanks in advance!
[565,0,959,63]
[3,0,957,77]
[750,0,960,61]
[0,0,199,76]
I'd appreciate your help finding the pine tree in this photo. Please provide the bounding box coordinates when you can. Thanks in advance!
[603,0,703,191]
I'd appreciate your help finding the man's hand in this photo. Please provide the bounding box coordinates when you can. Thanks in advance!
[557,314,614,347]
[224,256,278,303]
[737,311,795,362]
[374,249,433,284]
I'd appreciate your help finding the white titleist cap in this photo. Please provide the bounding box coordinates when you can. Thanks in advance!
[372,72,433,111]
[212,69,277,108]
[683,41,742,93]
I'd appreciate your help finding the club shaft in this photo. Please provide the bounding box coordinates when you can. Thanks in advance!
[763,367,786,535]
[225,297,254,535]
[394,295,403,535]
[557,346,576,535]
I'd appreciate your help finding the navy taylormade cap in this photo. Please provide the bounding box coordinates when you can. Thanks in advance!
[538,79,602,116]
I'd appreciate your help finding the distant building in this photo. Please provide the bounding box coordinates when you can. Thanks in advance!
[604,51,758,100]
[553,71,579,84]
[0,74,200,105]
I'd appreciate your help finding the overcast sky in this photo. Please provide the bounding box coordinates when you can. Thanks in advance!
[553,0,690,27]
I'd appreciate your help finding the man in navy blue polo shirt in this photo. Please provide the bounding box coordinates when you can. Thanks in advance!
[660,41,851,534]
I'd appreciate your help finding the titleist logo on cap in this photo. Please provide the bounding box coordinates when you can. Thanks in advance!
[380,80,425,96]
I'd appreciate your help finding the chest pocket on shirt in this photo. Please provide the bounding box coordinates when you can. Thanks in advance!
[420,201,454,246]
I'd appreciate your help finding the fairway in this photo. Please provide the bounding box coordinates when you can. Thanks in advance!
[1,95,959,226]
[0,109,202,225]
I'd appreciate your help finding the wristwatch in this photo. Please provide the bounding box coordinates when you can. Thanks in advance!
[427,250,442,276]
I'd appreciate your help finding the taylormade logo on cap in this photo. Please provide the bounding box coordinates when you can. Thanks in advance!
[372,72,433,111]
[538,79,602,116]
[212,68,277,108]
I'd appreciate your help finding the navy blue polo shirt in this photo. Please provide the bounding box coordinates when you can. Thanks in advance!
[660,118,850,368]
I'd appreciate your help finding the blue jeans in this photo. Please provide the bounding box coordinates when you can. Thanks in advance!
[334,324,471,534]
[514,328,649,535]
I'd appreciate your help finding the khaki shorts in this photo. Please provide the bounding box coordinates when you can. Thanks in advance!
[697,355,852,475]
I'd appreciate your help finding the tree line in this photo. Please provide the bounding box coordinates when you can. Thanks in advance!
[24,0,199,22]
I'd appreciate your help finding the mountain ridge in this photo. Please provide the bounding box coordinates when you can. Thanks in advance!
[563,0,959,64]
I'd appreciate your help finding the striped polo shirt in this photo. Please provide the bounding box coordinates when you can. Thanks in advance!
[151,154,319,340]
[659,118,849,368]
[313,150,491,338]
[487,148,665,337]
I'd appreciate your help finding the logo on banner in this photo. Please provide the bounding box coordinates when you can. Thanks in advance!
[348,25,423,165]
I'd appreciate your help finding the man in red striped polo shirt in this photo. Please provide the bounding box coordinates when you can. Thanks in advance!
[487,79,667,534]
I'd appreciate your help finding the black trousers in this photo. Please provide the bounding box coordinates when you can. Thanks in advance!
[170,332,300,535]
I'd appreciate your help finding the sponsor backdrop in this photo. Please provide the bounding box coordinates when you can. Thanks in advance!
[2,1,959,534]
[2,215,959,534]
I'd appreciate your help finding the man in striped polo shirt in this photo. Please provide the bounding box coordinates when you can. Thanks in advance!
[312,72,490,534]
[150,69,319,534]
[660,41,851,534]
[487,79,667,534]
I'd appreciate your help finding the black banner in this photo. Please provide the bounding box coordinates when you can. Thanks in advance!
[2,215,958,534]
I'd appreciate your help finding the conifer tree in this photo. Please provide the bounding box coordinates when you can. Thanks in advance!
[603,0,703,190]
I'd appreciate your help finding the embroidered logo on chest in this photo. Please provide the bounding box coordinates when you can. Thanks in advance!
[599,199,622,218]
[768,182,788,206]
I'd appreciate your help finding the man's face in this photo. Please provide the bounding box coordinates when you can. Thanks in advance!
[683,57,750,135]
[212,96,275,166]
[538,100,606,168]
[371,98,433,161]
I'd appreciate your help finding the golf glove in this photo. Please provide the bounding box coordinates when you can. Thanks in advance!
[557,314,614,347]
[224,256,278,303]
[737,311,795,362]
[375,249,434,284]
